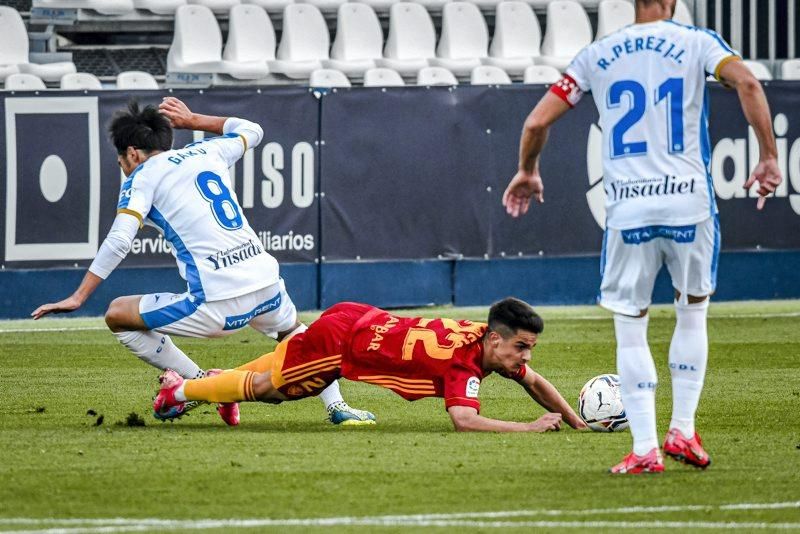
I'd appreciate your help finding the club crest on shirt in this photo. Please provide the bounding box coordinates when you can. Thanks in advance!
[466,377,480,398]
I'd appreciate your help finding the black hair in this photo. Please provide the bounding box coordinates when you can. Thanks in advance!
[487,297,544,338]
[109,100,173,155]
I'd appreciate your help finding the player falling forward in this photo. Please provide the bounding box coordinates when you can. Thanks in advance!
[155,298,588,433]
[503,0,781,472]
[32,97,374,426]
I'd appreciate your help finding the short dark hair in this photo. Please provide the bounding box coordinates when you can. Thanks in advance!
[109,100,173,155]
[487,297,544,338]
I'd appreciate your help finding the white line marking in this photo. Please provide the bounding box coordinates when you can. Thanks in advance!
[0,326,107,334]
[1,501,798,533]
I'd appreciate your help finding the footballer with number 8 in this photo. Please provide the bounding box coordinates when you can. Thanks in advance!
[503,0,782,472]
[154,298,588,433]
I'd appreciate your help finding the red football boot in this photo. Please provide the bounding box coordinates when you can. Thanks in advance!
[609,448,665,474]
[206,369,240,426]
[663,428,711,469]
[153,369,188,420]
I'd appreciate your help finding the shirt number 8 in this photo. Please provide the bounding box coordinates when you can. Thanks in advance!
[196,171,243,230]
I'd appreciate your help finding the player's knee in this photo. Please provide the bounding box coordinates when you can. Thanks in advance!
[104,299,127,332]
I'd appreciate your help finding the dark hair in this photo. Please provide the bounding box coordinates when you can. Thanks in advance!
[487,297,544,338]
[109,100,173,155]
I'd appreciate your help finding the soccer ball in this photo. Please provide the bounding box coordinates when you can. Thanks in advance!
[578,374,629,432]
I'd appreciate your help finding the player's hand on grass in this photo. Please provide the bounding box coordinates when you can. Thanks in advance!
[503,170,544,218]
[744,157,782,210]
[31,295,83,320]
[159,97,195,130]
[529,413,562,432]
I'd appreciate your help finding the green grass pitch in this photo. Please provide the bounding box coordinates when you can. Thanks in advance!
[0,301,798,532]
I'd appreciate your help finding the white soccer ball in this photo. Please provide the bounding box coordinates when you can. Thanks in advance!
[578,374,629,432]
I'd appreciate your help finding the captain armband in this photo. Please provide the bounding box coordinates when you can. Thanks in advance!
[549,74,584,107]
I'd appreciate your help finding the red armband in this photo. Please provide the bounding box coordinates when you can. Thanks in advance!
[549,74,584,107]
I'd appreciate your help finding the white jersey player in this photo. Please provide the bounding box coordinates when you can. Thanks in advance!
[33,97,376,426]
[503,0,781,473]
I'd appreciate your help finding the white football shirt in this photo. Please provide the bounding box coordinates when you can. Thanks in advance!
[566,20,739,230]
[117,118,278,302]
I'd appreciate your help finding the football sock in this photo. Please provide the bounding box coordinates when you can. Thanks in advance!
[668,299,709,437]
[614,314,659,456]
[319,380,345,410]
[181,370,257,403]
[114,330,203,379]
[236,351,275,373]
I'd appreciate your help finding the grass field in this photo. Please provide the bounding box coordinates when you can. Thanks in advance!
[0,300,799,533]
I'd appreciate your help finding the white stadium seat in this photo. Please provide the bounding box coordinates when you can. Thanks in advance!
[409,0,449,11]
[781,59,800,80]
[539,0,592,71]
[4,73,47,91]
[309,68,351,87]
[133,0,186,14]
[742,60,773,80]
[469,0,502,13]
[223,4,276,68]
[672,0,693,25]
[116,70,159,89]
[323,3,384,77]
[296,0,345,13]
[523,64,561,83]
[470,65,511,85]
[32,0,134,15]
[483,1,540,77]
[0,6,76,83]
[363,67,406,86]
[417,66,458,85]
[242,0,293,13]
[60,72,103,90]
[269,4,330,79]
[376,3,435,78]
[358,0,396,14]
[186,0,241,14]
[596,0,634,39]
[430,2,489,77]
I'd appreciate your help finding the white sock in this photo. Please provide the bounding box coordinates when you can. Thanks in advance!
[113,330,203,379]
[614,314,659,456]
[175,383,187,402]
[668,299,709,437]
[319,380,345,410]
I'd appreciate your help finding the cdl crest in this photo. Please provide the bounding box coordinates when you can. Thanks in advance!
[4,97,101,261]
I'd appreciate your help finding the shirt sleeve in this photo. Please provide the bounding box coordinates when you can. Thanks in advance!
[565,46,592,92]
[207,117,264,168]
[698,28,741,80]
[444,363,482,412]
[117,165,154,227]
[88,212,140,279]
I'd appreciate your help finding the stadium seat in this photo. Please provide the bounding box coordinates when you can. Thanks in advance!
[358,0,395,14]
[539,0,592,71]
[470,65,511,84]
[186,0,241,14]
[4,73,47,91]
[296,0,344,13]
[469,0,502,13]
[223,4,276,70]
[523,64,561,83]
[32,0,135,15]
[595,0,634,39]
[409,0,449,11]
[483,1,540,77]
[363,67,405,86]
[672,0,692,25]
[116,70,159,89]
[429,2,489,77]
[309,68,351,87]
[742,60,773,80]
[133,0,186,15]
[323,3,383,77]
[60,72,103,89]
[417,66,458,85]
[242,0,293,13]
[781,59,800,80]
[269,4,329,79]
[0,6,76,83]
[376,3,436,78]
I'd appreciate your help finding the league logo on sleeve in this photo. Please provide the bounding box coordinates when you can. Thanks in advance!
[466,377,480,398]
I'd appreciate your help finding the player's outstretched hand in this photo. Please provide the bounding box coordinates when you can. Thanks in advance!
[159,97,194,130]
[744,157,782,210]
[31,296,82,320]
[503,170,544,218]
[528,412,562,432]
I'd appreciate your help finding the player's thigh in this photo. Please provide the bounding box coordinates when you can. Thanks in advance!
[664,216,720,304]
[105,295,148,331]
[139,292,224,338]
[246,280,299,338]
[598,228,663,316]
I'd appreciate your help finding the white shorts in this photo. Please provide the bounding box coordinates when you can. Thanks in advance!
[599,216,720,316]
[138,279,297,338]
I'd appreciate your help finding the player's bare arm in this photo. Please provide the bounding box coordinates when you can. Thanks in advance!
[503,92,572,218]
[447,405,562,433]
[159,97,228,134]
[718,60,783,209]
[518,366,588,430]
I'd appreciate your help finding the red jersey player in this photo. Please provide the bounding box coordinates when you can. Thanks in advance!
[155,298,587,432]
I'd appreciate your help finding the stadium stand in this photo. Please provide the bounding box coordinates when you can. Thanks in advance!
[32,0,135,15]
[522,63,561,83]
[222,4,276,71]
[363,66,406,85]
[3,72,47,90]
[323,3,384,77]
[269,4,330,79]
[309,67,351,86]
[429,2,489,77]
[538,0,592,71]
[673,0,692,24]
[296,0,346,13]
[133,0,186,15]
[358,0,395,14]
[0,6,76,83]
[781,59,800,80]
[595,0,634,39]
[187,0,241,14]
[60,71,103,89]
[115,70,159,88]
[376,2,436,78]
[470,64,512,84]
[409,0,449,12]
[417,65,458,85]
[242,0,294,13]
[483,1,541,77]
[742,59,773,80]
